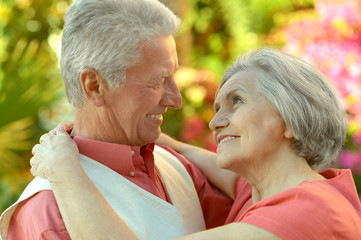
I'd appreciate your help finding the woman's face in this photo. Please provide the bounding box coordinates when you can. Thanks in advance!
[209,70,290,174]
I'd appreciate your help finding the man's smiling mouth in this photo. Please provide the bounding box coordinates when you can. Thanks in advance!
[147,114,163,120]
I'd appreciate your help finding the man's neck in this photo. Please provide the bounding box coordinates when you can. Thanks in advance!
[72,107,129,145]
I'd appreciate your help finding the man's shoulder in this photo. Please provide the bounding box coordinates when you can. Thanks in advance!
[11,190,62,223]
[8,190,69,239]
[15,189,58,212]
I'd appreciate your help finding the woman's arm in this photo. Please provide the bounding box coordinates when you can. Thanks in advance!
[176,222,282,240]
[31,129,139,240]
[156,133,238,199]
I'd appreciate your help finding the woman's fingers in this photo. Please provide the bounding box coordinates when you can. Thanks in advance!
[39,133,51,144]
[32,144,40,155]
[30,154,43,177]
[30,156,37,176]
[47,120,74,135]
[55,120,74,134]
[30,154,48,179]
[60,120,74,131]
[56,125,69,135]
[30,164,37,177]
[30,124,79,181]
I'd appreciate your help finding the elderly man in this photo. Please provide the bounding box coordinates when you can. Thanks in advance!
[0,0,232,239]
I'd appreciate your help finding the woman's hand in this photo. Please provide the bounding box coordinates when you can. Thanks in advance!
[30,122,80,184]
[49,120,74,135]
[30,122,139,240]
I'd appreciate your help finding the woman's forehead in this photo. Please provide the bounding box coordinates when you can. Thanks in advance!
[217,71,257,98]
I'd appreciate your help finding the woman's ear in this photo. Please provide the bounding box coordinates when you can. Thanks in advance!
[79,69,106,107]
[284,127,293,139]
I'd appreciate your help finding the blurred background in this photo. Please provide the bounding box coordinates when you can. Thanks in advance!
[1,0,361,213]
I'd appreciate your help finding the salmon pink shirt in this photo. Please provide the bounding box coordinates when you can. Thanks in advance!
[227,168,361,239]
[8,136,233,239]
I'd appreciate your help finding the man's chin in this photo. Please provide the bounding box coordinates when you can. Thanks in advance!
[138,130,161,146]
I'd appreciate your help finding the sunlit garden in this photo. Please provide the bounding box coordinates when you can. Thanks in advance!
[1,0,360,213]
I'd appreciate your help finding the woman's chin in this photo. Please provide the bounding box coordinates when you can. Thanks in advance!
[216,155,233,170]
[216,150,242,172]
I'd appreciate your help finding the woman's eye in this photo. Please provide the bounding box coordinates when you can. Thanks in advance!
[233,96,244,104]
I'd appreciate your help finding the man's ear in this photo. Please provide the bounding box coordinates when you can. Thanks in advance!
[80,69,107,107]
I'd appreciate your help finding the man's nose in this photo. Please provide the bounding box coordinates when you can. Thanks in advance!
[162,77,182,109]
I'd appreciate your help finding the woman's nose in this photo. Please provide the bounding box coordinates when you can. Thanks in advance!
[209,110,229,131]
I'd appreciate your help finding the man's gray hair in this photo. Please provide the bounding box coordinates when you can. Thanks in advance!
[221,47,347,170]
[60,0,181,107]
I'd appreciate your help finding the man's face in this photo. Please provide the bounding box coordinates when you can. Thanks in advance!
[103,36,181,146]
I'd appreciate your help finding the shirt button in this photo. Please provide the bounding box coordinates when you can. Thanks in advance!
[129,171,135,177]
[131,150,135,156]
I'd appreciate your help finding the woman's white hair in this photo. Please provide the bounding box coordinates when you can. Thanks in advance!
[221,47,347,170]
[60,0,181,107]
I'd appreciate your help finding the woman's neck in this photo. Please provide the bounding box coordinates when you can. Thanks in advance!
[241,147,326,204]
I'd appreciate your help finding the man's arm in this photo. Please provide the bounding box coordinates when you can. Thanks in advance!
[157,133,238,199]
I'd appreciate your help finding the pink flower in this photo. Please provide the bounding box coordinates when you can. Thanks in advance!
[180,115,206,142]
[282,0,361,127]
[204,132,217,153]
[338,150,361,174]
[353,131,361,146]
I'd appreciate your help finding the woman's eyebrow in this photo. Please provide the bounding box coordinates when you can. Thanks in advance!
[214,87,247,111]
[225,87,247,100]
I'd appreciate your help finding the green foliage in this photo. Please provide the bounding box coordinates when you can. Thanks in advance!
[0,0,71,213]
[245,0,314,34]
[175,0,315,80]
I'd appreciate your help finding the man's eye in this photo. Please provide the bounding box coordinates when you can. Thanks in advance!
[159,78,166,85]
[152,78,165,88]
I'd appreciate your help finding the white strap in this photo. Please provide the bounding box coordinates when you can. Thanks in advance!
[154,145,206,234]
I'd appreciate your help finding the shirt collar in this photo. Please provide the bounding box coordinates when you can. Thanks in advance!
[73,135,154,176]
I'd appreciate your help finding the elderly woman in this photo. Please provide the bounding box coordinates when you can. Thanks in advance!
[30,48,361,239]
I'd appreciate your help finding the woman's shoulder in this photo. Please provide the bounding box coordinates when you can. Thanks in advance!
[237,169,361,239]
[259,168,360,210]
[298,168,360,207]
[247,168,361,228]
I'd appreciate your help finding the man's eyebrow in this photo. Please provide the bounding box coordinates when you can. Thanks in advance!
[161,66,180,78]
[161,73,171,78]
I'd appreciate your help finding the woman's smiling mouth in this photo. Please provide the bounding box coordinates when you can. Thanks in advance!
[217,135,240,146]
